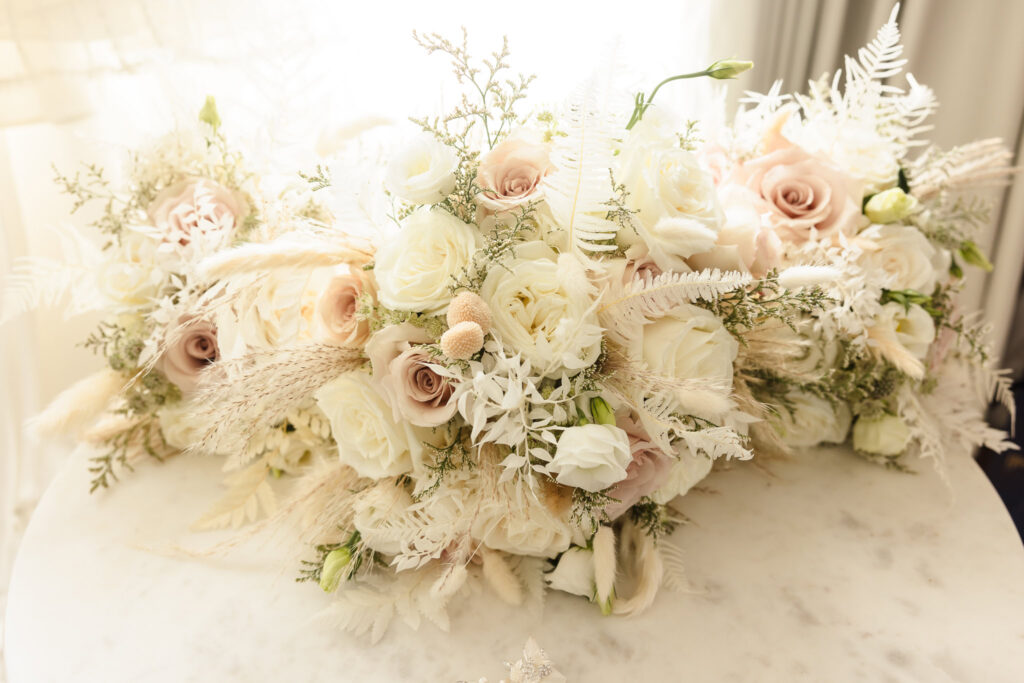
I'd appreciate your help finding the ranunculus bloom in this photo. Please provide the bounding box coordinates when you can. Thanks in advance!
[729,119,862,244]
[852,414,911,456]
[148,179,244,248]
[159,317,219,393]
[604,416,674,519]
[314,266,375,348]
[476,134,553,212]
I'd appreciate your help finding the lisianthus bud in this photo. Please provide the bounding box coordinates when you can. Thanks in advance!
[589,397,616,426]
[198,95,221,131]
[852,414,911,456]
[318,547,352,593]
[959,240,993,272]
[864,187,918,224]
[706,59,754,80]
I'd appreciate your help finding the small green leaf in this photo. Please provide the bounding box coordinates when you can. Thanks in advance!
[318,547,352,593]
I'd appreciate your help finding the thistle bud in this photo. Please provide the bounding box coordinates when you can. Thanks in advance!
[706,59,754,80]
[318,547,352,593]
[589,397,616,426]
[959,240,993,272]
[864,187,917,224]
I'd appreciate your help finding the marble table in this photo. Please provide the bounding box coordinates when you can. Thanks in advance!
[6,445,1024,682]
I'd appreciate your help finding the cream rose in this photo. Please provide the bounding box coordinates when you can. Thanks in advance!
[374,208,481,314]
[148,179,244,248]
[687,185,783,276]
[858,225,947,294]
[852,414,911,456]
[481,242,603,376]
[314,266,376,348]
[471,480,575,558]
[158,317,219,393]
[476,133,553,212]
[366,323,456,427]
[98,227,162,306]
[641,304,738,419]
[746,318,838,381]
[384,134,458,205]
[314,372,424,479]
[215,274,306,359]
[548,424,632,492]
[731,140,861,244]
[772,391,852,448]
[619,132,723,271]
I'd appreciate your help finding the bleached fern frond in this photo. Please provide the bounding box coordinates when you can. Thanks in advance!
[845,5,906,85]
[599,269,752,327]
[541,75,622,258]
[193,456,277,530]
[320,584,397,644]
[658,540,689,594]
[676,426,753,461]
[1,223,105,323]
[909,139,1015,199]
[189,344,364,456]
[199,231,374,280]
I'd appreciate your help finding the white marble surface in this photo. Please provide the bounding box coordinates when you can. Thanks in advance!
[5,445,1024,682]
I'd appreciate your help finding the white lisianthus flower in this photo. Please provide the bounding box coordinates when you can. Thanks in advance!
[98,227,162,306]
[384,134,458,205]
[640,304,739,419]
[773,391,852,448]
[853,414,912,456]
[548,424,632,492]
[858,225,947,294]
[545,546,595,598]
[480,242,603,376]
[618,124,723,271]
[875,302,936,359]
[314,372,423,479]
[374,208,481,314]
[649,442,712,505]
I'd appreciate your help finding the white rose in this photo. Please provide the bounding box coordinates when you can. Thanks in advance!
[747,318,838,381]
[156,403,208,451]
[548,424,632,492]
[215,274,306,360]
[314,372,423,479]
[649,443,713,505]
[618,129,723,271]
[875,302,936,359]
[772,391,852,448]
[858,225,946,294]
[545,546,595,598]
[641,304,739,419]
[852,414,911,456]
[481,242,603,376]
[384,134,458,205]
[98,227,162,306]
[374,208,481,314]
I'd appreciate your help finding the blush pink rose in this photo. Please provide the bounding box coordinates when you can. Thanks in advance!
[729,123,862,244]
[604,416,674,520]
[148,179,245,247]
[366,323,457,427]
[159,317,219,393]
[314,267,375,348]
[475,134,554,212]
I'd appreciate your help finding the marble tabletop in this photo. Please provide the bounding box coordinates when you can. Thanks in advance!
[5,444,1024,682]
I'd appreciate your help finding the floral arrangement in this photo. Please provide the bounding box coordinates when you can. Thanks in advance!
[6,8,1016,640]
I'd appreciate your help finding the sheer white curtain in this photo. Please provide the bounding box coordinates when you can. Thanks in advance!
[0,0,718,672]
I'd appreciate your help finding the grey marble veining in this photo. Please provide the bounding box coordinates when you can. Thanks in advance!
[5,446,1024,682]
